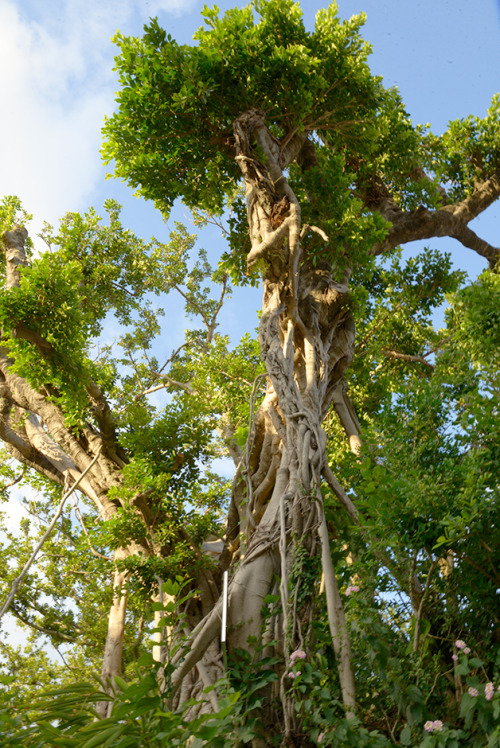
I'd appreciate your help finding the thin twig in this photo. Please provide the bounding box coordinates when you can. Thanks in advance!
[413,559,438,652]
[72,495,112,562]
[0,446,103,621]
[0,470,24,492]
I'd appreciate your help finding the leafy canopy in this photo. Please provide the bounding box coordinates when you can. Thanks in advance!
[102,0,380,215]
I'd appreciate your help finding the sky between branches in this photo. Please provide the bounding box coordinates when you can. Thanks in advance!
[0,0,499,648]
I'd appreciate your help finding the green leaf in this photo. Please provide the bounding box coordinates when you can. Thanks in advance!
[400,726,412,745]
[80,724,129,748]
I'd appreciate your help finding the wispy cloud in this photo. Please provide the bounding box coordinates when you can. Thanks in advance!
[142,0,198,15]
[0,1,110,225]
[0,0,197,234]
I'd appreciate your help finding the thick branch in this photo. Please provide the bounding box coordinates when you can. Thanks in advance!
[84,378,125,465]
[7,324,123,463]
[0,392,65,484]
[171,600,222,687]
[448,224,500,267]
[453,169,500,220]
[0,350,116,495]
[279,130,309,170]
[330,384,362,455]
[2,225,29,289]
[318,503,356,714]
[381,349,435,370]
[370,170,500,268]
[322,464,359,524]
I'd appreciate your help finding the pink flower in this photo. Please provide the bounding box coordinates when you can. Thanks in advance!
[455,639,466,650]
[288,672,295,679]
[317,734,324,744]
[345,585,360,596]
[424,720,444,733]
[468,687,479,697]
[290,649,306,662]
[452,654,459,662]
[463,647,471,654]
[485,682,494,701]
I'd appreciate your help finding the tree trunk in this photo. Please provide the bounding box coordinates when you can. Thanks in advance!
[169,111,358,743]
[96,562,129,719]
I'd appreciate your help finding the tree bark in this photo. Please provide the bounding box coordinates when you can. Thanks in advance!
[170,111,359,739]
[96,562,129,719]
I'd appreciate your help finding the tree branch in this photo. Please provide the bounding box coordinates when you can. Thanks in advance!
[381,349,435,370]
[322,464,359,524]
[7,323,123,464]
[0,446,103,621]
[317,498,356,715]
[205,271,229,350]
[72,496,112,562]
[0,350,114,498]
[0,391,65,485]
[369,170,500,268]
[9,602,79,643]
[448,224,500,267]
[413,559,438,652]
[2,225,29,289]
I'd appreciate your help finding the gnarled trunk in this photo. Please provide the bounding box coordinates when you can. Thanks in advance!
[170,111,358,742]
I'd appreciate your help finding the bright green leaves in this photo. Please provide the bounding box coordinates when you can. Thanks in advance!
[0,254,88,348]
[445,270,500,374]
[0,201,195,426]
[322,223,499,729]
[118,404,210,487]
[187,332,263,425]
[368,89,427,206]
[289,145,388,271]
[51,201,175,331]
[0,195,32,241]
[102,21,238,215]
[102,1,381,217]
[430,94,500,200]
[0,254,92,423]
[349,248,464,413]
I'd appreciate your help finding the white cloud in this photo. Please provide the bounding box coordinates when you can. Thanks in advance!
[1,497,30,535]
[0,0,198,238]
[145,0,197,14]
[0,0,118,229]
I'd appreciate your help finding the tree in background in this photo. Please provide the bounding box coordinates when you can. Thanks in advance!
[0,1,499,746]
